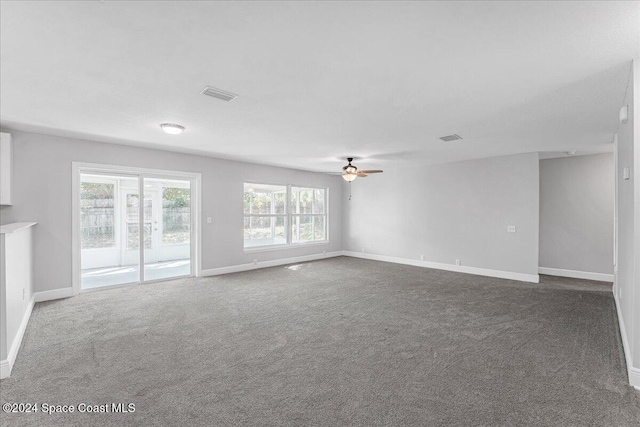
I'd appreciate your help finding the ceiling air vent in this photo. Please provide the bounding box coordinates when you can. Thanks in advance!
[200,86,238,102]
[439,134,462,142]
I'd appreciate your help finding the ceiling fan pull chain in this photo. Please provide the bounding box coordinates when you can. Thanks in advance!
[349,182,352,201]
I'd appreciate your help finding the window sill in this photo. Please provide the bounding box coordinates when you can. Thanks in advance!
[243,241,329,254]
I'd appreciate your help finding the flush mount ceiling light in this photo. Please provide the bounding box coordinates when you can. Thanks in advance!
[160,123,185,135]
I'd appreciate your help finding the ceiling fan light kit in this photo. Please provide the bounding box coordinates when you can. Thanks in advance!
[343,172,357,182]
[340,157,383,182]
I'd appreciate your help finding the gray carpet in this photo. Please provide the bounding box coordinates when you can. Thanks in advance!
[1,257,638,426]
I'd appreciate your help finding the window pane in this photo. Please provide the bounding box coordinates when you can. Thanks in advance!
[244,183,286,215]
[243,192,251,215]
[162,186,190,245]
[127,223,152,250]
[292,187,319,214]
[244,217,251,239]
[80,182,115,249]
[127,193,139,222]
[125,193,152,250]
[251,192,272,214]
[299,189,313,214]
[314,216,326,240]
[291,190,298,213]
[251,216,270,239]
[292,215,313,243]
[244,215,286,248]
[274,191,286,214]
[313,189,325,214]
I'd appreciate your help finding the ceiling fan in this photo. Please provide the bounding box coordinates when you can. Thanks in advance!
[341,157,383,182]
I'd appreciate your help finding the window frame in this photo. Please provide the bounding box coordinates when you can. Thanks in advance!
[243,182,329,252]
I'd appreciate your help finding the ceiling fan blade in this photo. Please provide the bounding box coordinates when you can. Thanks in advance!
[356,174,367,177]
[358,169,383,174]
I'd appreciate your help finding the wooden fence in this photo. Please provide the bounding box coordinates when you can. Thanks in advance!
[80,199,189,248]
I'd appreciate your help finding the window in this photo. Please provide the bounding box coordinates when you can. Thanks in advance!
[291,186,326,243]
[243,183,327,249]
[244,184,287,248]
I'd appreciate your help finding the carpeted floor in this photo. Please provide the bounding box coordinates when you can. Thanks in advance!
[1,257,638,426]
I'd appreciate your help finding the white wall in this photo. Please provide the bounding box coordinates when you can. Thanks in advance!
[0,224,35,378]
[0,130,343,293]
[343,153,540,279]
[539,154,614,275]
[614,59,640,387]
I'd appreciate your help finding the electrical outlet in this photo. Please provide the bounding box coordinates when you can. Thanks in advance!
[361,248,365,254]
[455,259,461,266]
[322,250,326,255]
[420,254,425,261]
[253,259,257,265]
[507,225,516,233]
[207,217,212,224]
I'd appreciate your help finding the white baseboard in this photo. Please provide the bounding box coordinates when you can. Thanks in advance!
[342,251,540,283]
[0,295,35,379]
[201,251,344,277]
[538,267,614,283]
[613,291,640,388]
[34,287,74,303]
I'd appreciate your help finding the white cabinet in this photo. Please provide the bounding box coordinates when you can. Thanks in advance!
[0,132,12,205]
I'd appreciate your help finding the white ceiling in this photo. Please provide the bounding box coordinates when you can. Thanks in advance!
[1,1,638,173]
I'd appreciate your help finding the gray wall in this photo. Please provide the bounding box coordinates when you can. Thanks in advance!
[539,154,614,274]
[0,130,343,292]
[614,60,639,374]
[343,153,540,276]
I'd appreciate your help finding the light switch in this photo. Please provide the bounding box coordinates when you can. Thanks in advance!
[623,167,631,180]
[507,225,516,233]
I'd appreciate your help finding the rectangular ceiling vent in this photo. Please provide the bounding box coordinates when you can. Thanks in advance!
[439,134,462,142]
[201,86,238,102]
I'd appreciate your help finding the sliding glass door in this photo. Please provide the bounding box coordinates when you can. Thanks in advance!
[79,171,194,290]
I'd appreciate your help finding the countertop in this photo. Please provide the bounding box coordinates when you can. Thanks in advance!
[0,222,37,234]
